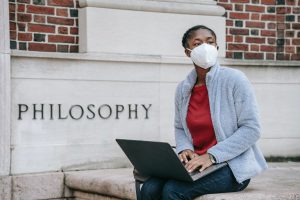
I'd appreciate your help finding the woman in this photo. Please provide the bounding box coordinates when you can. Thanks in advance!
[140,25,268,200]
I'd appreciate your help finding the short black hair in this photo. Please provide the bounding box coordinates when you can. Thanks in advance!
[182,25,217,49]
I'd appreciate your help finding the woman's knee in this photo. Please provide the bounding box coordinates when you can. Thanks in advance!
[162,180,190,200]
[141,178,166,200]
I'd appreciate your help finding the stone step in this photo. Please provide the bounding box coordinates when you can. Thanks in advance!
[64,162,300,200]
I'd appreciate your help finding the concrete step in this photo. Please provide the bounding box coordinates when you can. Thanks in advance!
[64,162,300,200]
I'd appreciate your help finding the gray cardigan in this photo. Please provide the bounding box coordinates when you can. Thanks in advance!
[174,62,268,183]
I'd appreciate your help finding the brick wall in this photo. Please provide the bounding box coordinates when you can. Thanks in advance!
[9,0,300,60]
[9,0,78,53]
[217,0,300,60]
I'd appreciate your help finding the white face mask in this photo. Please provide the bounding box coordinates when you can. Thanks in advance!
[187,43,218,69]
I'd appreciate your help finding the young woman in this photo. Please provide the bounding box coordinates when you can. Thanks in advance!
[140,25,268,200]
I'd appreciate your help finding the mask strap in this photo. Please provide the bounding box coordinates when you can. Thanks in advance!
[186,48,192,52]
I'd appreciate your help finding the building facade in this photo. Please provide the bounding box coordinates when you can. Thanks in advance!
[1,0,300,199]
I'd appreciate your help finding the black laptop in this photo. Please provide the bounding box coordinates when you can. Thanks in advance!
[116,139,227,182]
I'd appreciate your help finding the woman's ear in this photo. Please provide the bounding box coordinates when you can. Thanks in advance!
[185,49,191,57]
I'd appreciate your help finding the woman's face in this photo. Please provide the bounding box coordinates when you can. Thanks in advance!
[185,29,217,57]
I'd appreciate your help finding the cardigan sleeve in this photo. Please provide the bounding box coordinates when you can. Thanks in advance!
[174,83,194,154]
[207,72,261,163]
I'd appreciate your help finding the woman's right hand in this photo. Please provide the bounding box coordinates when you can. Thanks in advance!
[178,149,197,164]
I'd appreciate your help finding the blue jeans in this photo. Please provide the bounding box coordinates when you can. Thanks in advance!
[140,165,250,200]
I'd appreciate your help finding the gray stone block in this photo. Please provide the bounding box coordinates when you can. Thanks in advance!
[0,176,11,200]
[12,172,64,200]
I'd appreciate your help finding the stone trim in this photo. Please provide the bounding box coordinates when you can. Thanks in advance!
[11,50,300,67]
[0,0,11,176]
[78,0,225,16]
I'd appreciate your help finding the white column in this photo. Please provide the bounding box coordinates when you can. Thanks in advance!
[0,0,11,176]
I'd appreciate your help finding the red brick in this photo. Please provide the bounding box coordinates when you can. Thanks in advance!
[292,23,300,29]
[17,13,32,22]
[17,23,26,31]
[266,53,275,60]
[293,8,300,14]
[10,22,16,31]
[56,8,68,17]
[276,15,285,22]
[70,27,78,35]
[250,45,259,51]
[57,45,69,52]
[277,23,285,30]
[261,0,275,4]
[230,28,249,35]
[285,46,295,54]
[276,54,290,60]
[226,35,233,42]
[226,20,233,26]
[70,45,79,53]
[251,13,260,20]
[246,5,265,12]
[234,36,243,42]
[276,7,291,14]
[28,23,55,33]
[47,16,74,25]
[34,15,45,23]
[48,0,74,7]
[261,30,276,37]
[218,3,232,10]
[267,23,276,29]
[285,39,290,46]
[260,45,276,52]
[18,33,32,41]
[287,0,296,5]
[231,0,249,2]
[286,31,295,37]
[18,4,25,12]
[9,12,15,21]
[245,53,264,59]
[291,54,300,60]
[58,27,68,34]
[10,31,16,40]
[292,39,300,45]
[228,44,248,51]
[235,4,243,11]
[246,37,265,43]
[9,3,15,12]
[226,52,233,58]
[27,5,55,15]
[261,14,276,21]
[48,35,75,43]
[75,36,79,43]
[268,38,276,44]
[229,12,249,19]
[29,43,56,52]
[246,21,265,28]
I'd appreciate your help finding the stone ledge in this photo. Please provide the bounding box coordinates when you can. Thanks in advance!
[65,162,300,200]
[78,0,225,16]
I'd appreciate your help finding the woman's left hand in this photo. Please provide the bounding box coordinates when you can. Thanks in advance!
[185,153,213,172]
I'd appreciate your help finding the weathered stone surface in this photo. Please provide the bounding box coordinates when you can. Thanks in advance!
[12,172,64,200]
[0,176,11,200]
[74,191,121,200]
[65,168,136,200]
[65,163,300,200]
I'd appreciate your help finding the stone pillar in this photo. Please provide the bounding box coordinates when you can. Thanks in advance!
[0,0,11,176]
[78,0,226,57]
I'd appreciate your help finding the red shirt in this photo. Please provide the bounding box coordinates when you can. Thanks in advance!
[186,85,217,155]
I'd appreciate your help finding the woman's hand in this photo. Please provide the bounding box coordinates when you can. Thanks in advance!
[185,153,213,172]
[178,149,197,164]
